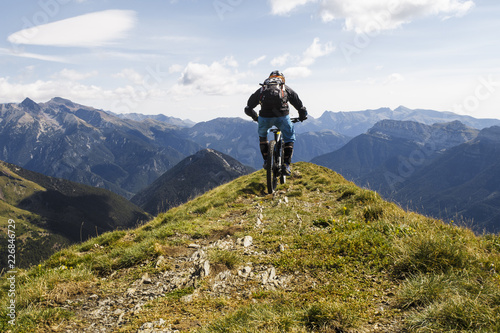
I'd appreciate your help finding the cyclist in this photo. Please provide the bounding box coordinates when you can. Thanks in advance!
[244,70,308,176]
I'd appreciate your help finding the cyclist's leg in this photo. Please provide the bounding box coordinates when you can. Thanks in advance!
[257,117,273,167]
[276,115,295,175]
[284,142,294,164]
[276,115,295,162]
[259,137,268,167]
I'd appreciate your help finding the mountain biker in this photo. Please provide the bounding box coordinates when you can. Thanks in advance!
[244,70,308,176]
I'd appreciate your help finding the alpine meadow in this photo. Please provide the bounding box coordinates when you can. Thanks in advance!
[1,163,499,332]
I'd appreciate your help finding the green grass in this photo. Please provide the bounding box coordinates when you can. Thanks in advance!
[1,162,499,332]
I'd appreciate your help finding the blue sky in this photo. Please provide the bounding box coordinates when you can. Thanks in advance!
[1,0,499,122]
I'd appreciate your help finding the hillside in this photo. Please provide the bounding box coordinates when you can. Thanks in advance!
[393,126,500,233]
[1,163,499,332]
[131,149,254,215]
[0,160,149,269]
[312,120,478,193]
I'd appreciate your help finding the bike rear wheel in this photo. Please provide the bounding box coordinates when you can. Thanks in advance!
[266,140,278,194]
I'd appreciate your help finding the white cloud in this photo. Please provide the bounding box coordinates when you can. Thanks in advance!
[249,55,267,67]
[7,10,136,47]
[168,64,184,74]
[271,53,291,67]
[113,69,145,85]
[52,69,98,81]
[269,0,475,33]
[223,56,239,68]
[384,73,405,84]
[269,0,317,15]
[170,58,253,97]
[0,47,68,63]
[269,38,333,76]
[283,66,312,78]
[299,38,335,66]
[355,73,405,86]
[0,75,163,113]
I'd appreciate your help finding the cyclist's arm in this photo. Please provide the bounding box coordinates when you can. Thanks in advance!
[286,86,308,120]
[244,88,261,121]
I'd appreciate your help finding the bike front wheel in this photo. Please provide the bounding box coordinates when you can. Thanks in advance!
[266,140,278,194]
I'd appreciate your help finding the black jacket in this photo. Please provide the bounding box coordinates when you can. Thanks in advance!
[245,85,306,118]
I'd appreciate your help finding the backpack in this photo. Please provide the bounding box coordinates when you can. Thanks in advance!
[259,77,288,111]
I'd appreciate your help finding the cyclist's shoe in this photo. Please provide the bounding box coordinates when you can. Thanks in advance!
[263,159,268,169]
[282,163,291,176]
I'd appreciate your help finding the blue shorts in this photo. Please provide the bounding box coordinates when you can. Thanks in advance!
[258,115,295,143]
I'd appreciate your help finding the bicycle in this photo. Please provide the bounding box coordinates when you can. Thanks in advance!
[266,117,300,194]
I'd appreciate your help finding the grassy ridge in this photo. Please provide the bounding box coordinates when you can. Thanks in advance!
[0,163,73,270]
[0,160,150,270]
[1,162,499,332]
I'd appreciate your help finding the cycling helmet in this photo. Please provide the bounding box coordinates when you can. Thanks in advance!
[269,70,285,83]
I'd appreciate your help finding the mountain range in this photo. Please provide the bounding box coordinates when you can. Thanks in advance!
[301,106,500,137]
[1,97,500,233]
[312,119,480,189]
[0,97,202,198]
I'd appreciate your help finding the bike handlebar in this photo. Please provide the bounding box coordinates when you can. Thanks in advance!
[291,117,301,123]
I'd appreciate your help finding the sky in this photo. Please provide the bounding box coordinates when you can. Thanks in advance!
[1,0,500,122]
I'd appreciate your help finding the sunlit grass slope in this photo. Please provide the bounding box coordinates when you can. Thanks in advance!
[1,162,499,332]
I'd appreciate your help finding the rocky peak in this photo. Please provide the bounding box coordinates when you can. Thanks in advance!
[49,97,76,108]
[368,119,431,141]
[435,120,469,131]
[477,126,500,143]
[20,97,41,112]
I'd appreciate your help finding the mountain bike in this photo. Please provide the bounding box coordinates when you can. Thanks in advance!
[266,118,300,194]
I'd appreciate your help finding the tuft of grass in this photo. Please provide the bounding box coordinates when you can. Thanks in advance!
[198,300,303,333]
[363,205,384,221]
[338,188,356,201]
[209,249,241,270]
[405,293,500,332]
[391,230,477,277]
[304,302,359,332]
